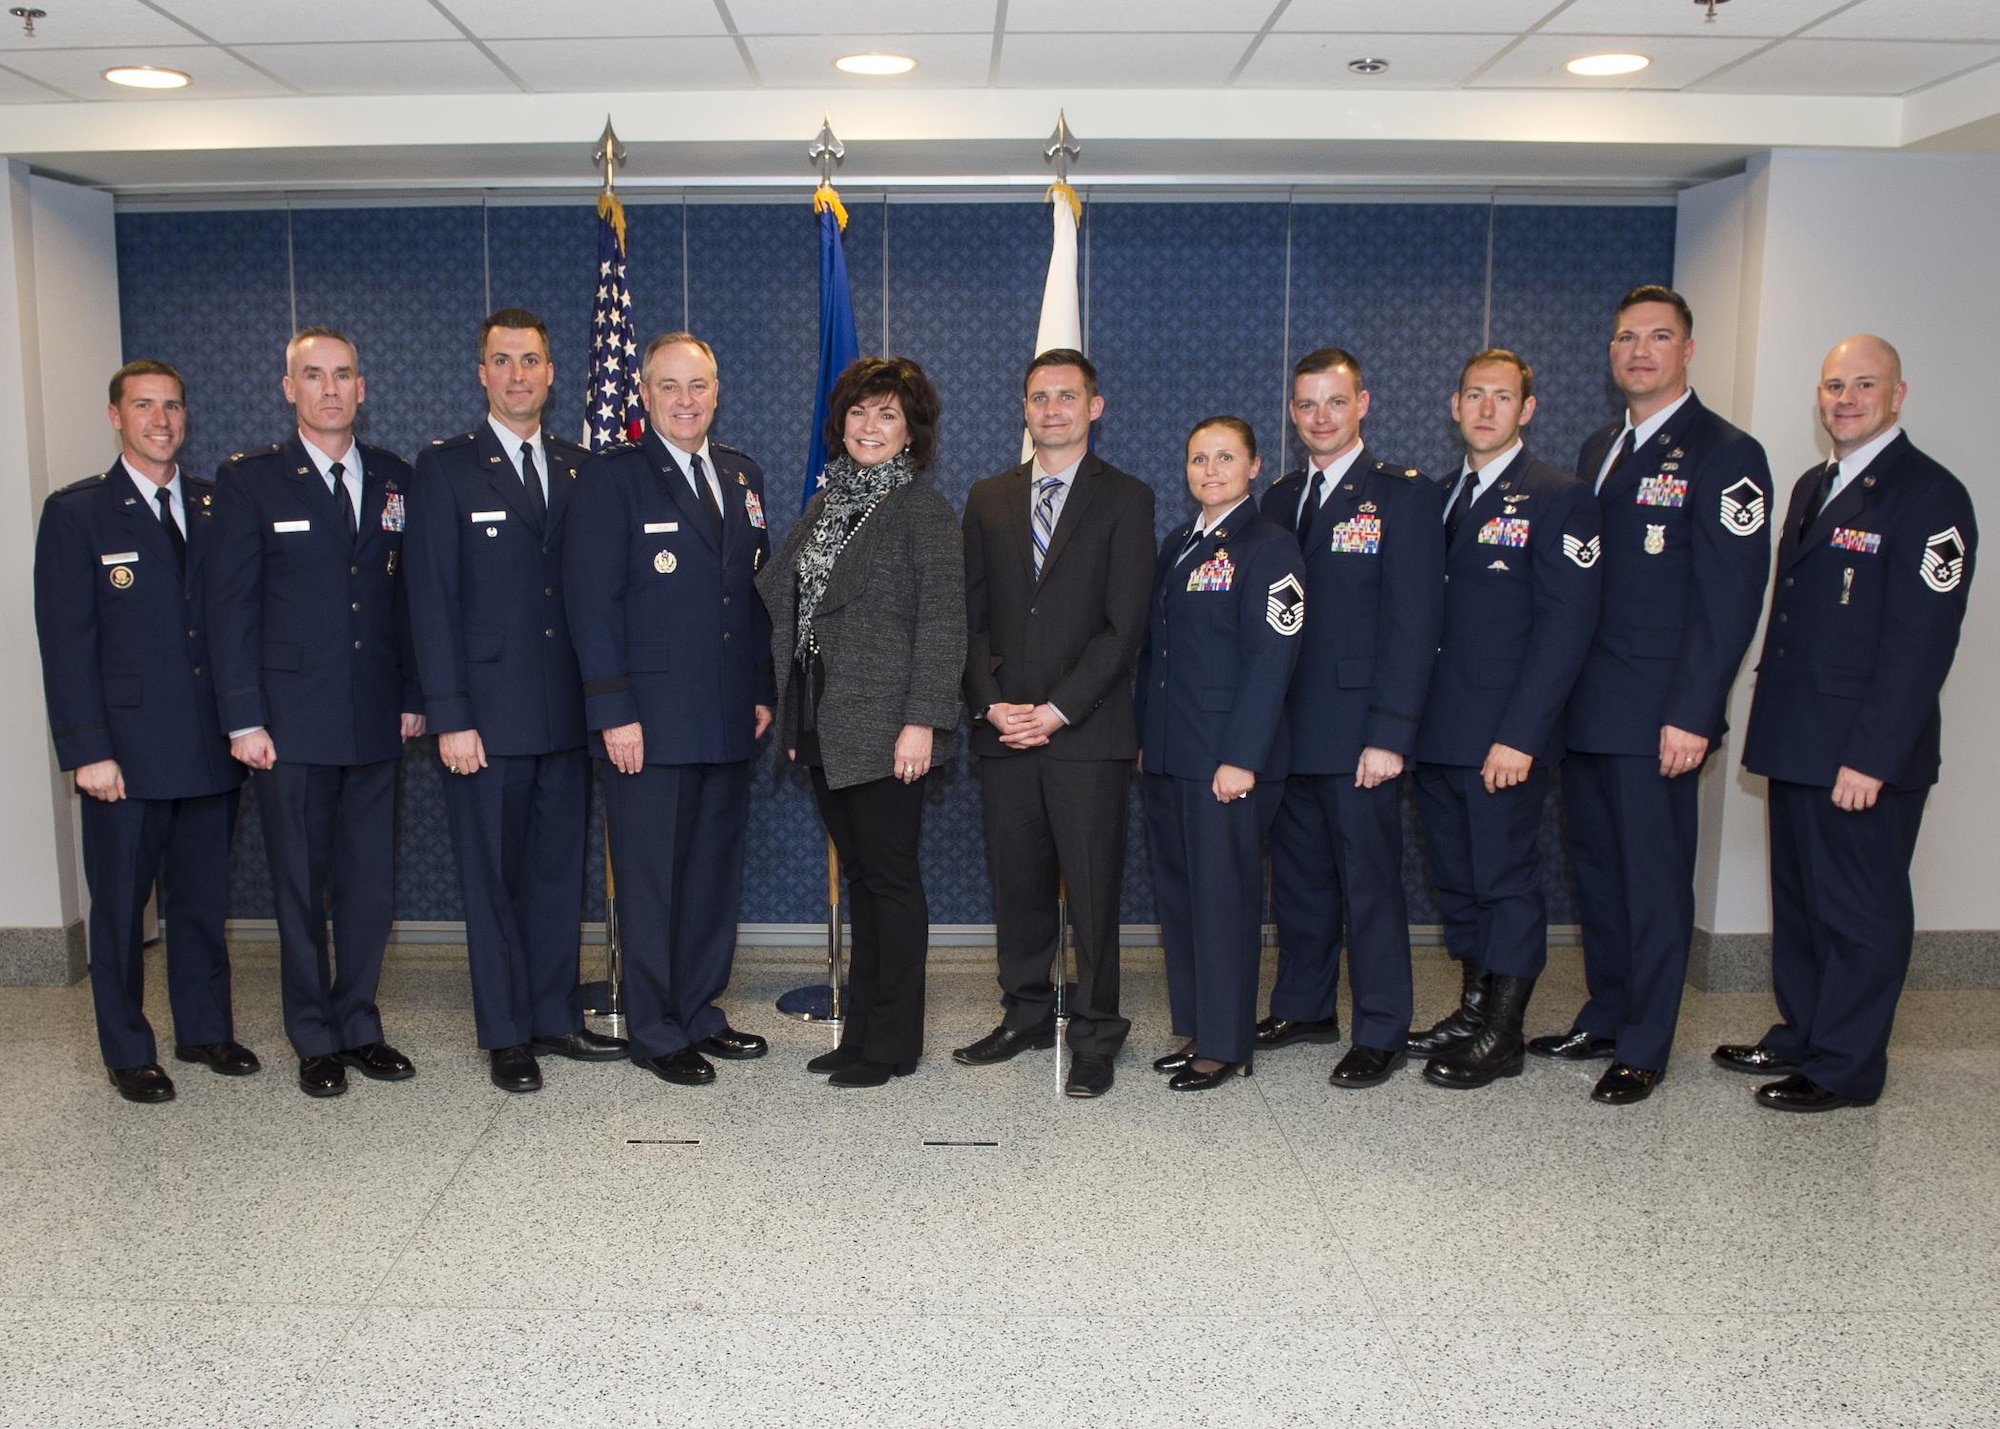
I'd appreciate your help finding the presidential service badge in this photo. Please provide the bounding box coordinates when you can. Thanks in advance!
[1266,573,1305,636]
[1920,526,1967,593]
[1563,533,1602,569]
[655,550,678,574]
[1719,477,1765,536]
[109,564,134,589]
[1644,524,1666,555]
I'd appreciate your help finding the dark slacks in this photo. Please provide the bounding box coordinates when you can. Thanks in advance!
[811,768,930,1067]
[1414,763,1550,981]
[256,759,396,1059]
[977,751,1132,1056]
[1762,779,1928,1102]
[1267,772,1412,1051]
[444,748,587,1049]
[602,759,749,1061]
[79,791,238,1070]
[1145,772,1282,1067]
[1564,750,1700,1072]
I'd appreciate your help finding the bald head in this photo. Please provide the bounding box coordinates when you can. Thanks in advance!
[1817,334,1907,461]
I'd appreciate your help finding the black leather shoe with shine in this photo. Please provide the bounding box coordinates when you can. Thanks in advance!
[1712,1043,1798,1075]
[1167,1060,1252,1092]
[1591,1062,1663,1105]
[1754,1073,1873,1113]
[1527,1028,1616,1061]
[298,1055,348,1098]
[490,1045,542,1093]
[1152,1045,1196,1074]
[697,1026,769,1060]
[1065,1052,1115,1098]
[174,1041,261,1076]
[640,1047,716,1086]
[109,1064,175,1104]
[1328,1045,1407,1089]
[951,1022,1056,1065]
[336,1042,415,1081]
[1253,1015,1342,1048]
[533,1029,629,1061]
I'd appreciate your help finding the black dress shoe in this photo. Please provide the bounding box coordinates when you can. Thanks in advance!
[532,1028,628,1061]
[696,1026,769,1060]
[298,1055,348,1098]
[108,1064,175,1104]
[828,1057,916,1087]
[1152,1045,1197,1074]
[1254,1015,1342,1049]
[335,1042,415,1081]
[1755,1073,1873,1113]
[1167,1059,1252,1091]
[1712,1042,1799,1075]
[1328,1045,1407,1089]
[1527,1027,1616,1061]
[174,1041,261,1076]
[640,1047,716,1086]
[806,1046,862,1074]
[1592,1062,1663,1105]
[951,1022,1056,1065]
[489,1045,542,1093]
[1065,1052,1115,1098]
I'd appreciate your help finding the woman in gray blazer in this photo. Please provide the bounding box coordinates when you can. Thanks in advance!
[758,356,966,1086]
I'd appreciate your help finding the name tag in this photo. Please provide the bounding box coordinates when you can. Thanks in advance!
[470,510,507,522]
[100,551,139,565]
[273,519,311,533]
[644,522,679,534]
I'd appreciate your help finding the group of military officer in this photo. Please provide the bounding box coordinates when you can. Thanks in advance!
[36,281,1975,1115]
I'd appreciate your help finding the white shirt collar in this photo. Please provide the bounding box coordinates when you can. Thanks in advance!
[1306,442,1367,489]
[1831,425,1902,485]
[1625,387,1695,452]
[120,457,181,513]
[652,430,713,483]
[488,415,545,477]
[1196,496,1254,537]
[1031,452,1085,489]
[299,432,360,484]
[1460,441,1523,500]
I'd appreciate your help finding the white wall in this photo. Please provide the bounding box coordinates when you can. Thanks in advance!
[1679,149,2000,934]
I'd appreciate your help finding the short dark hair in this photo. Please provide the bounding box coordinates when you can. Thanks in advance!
[1458,348,1535,401]
[824,356,943,470]
[1187,414,1257,461]
[1615,284,1693,338]
[109,359,184,406]
[1024,347,1098,401]
[479,307,549,357]
[1292,347,1364,388]
[287,325,358,371]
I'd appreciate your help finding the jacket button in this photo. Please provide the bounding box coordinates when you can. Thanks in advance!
[722,632,731,641]
[1029,607,1038,616]
[192,667,202,677]
[1783,577,1794,588]
[353,640,363,650]
[1775,647,1786,657]
[1777,613,1787,623]
[187,628,197,638]
[545,587,555,597]
[350,565,359,575]
[722,596,730,606]
[351,601,361,612]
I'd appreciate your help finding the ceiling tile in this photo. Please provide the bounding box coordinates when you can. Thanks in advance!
[0,43,288,98]
[1470,33,1768,89]
[744,33,991,87]
[1694,37,2000,94]
[726,0,994,34]
[485,36,749,90]
[1276,0,1561,35]
[997,31,1250,87]
[1541,0,1850,39]
[151,0,460,44]
[1805,0,2000,42]
[434,0,726,41]
[0,63,74,101]
[0,0,200,51]
[1008,0,1270,32]
[1238,32,1514,88]
[234,41,518,96]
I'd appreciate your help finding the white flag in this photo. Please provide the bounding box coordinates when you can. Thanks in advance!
[1023,190,1082,461]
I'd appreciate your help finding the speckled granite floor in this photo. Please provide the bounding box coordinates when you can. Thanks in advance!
[2,941,1996,1428]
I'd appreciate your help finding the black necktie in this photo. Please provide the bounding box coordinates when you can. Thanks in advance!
[690,452,724,541]
[1298,469,1326,545]
[1800,461,1838,540]
[331,460,357,539]
[1597,428,1636,494]
[521,442,547,527]
[155,486,186,575]
[1443,472,1476,545]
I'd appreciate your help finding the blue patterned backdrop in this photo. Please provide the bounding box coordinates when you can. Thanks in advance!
[113,195,1675,928]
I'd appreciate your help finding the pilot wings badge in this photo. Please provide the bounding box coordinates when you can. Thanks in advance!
[1562,533,1602,569]
[1719,476,1766,536]
[1920,526,1967,593]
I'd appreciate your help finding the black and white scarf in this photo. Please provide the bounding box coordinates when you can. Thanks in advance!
[793,449,916,662]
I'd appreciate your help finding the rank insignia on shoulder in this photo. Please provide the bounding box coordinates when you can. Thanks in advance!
[1719,476,1766,536]
[1563,533,1601,568]
[1830,527,1881,555]
[1265,573,1305,635]
[1920,526,1967,593]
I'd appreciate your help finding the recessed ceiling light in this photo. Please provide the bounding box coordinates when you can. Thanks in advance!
[834,52,916,76]
[1565,52,1650,77]
[1347,57,1390,75]
[103,65,192,90]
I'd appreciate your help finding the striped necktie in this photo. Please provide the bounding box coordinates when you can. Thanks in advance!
[1032,474,1063,576]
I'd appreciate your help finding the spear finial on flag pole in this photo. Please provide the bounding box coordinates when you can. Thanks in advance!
[1044,109,1082,222]
[809,114,849,230]
[1025,111,1084,459]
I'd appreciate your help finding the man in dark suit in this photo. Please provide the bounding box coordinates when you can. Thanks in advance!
[1719,335,1976,1112]
[1413,350,1602,1094]
[1262,348,1444,1088]
[563,332,775,1089]
[1529,286,1772,1095]
[408,308,627,1093]
[953,348,1155,1098]
[34,360,256,1104]
[206,326,425,1098]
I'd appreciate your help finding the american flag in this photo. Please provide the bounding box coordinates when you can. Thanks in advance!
[584,192,643,450]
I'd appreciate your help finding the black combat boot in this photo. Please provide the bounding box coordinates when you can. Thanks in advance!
[1404,958,1491,1057]
[1422,974,1536,1089]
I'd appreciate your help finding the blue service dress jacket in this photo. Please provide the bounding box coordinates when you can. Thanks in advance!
[407,424,589,755]
[34,464,241,800]
[1415,449,1602,768]
[1261,448,1444,773]
[1742,434,1977,791]
[205,436,421,765]
[562,431,776,763]
[1565,393,1772,754]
